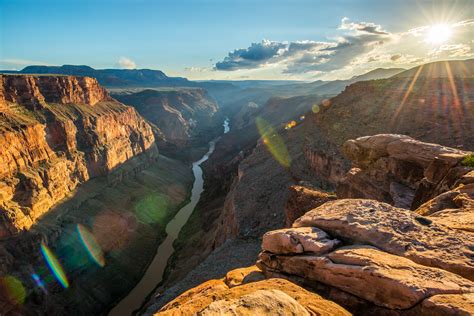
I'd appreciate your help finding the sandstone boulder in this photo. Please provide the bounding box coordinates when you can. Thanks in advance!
[262,227,339,255]
[343,134,466,169]
[293,199,474,281]
[259,246,474,309]
[156,276,350,315]
[200,289,311,316]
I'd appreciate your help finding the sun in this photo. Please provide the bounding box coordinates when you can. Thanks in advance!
[425,24,453,44]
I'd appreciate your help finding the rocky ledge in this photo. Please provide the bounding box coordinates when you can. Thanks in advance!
[155,134,473,315]
[337,134,471,209]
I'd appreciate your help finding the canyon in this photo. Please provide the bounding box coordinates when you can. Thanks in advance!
[0,58,473,315]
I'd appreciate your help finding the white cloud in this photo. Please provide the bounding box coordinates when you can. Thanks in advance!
[212,16,473,80]
[429,43,473,58]
[184,66,208,72]
[116,57,136,69]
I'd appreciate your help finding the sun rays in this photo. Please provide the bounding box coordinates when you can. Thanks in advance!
[390,60,471,146]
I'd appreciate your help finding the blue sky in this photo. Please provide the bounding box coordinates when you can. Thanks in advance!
[0,0,472,80]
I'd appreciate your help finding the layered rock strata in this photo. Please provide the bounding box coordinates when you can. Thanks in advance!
[257,200,474,314]
[0,74,157,238]
[337,134,472,209]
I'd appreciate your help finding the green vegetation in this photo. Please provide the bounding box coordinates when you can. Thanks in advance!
[461,154,474,168]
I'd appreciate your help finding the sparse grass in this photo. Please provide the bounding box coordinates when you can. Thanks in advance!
[461,154,474,168]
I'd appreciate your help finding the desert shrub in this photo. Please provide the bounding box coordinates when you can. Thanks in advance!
[461,154,474,167]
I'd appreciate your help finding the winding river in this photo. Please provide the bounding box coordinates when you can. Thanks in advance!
[109,119,230,315]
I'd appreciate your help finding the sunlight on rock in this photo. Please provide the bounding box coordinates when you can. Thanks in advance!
[256,117,291,168]
[40,243,70,289]
[77,224,106,267]
[0,275,26,306]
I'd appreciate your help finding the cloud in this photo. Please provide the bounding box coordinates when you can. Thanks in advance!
[339,17,389,35]
[215,40,287,70]
[429,43,473,58]
[215,18,392,74]
[116,57,136,69]
[184,66,208,72]
[452,19,474,28]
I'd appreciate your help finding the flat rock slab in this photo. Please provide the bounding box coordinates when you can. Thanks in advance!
[293,199,474,281]
[262,227,340,255]
[259,246,474,310]
[421,294,474,316]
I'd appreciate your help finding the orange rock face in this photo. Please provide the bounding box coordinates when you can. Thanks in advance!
[0,74,108,108]
[0,74,157,238]
[156,268,351,316]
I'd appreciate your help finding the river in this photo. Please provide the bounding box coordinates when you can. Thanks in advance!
[109,118,230,315]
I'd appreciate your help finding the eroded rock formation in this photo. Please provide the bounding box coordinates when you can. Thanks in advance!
[337,134,472,209]
[0,74,157,238]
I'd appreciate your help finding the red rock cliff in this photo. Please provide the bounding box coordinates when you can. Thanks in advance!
[0,74,157,238]
[0,74,109,109]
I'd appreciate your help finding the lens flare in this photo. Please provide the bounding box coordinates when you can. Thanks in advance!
[0,275,26,306]
[77,224,106,267]
[135,194,169,225]
[312,104,320,113]
[40,242,69,288]
[31,273,47,293]
[255,117,291,168]
[285,120,297,130]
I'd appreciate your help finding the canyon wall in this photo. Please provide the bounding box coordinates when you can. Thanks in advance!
[112,88,222,158]
[0,74,158,238]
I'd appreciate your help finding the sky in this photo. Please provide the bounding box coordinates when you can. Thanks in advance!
[0,0,473,80]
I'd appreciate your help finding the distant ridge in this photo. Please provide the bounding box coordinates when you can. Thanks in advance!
[3,64,193,87]
[308,67,406,96]
[394,59,474,78]
[350,68,406,81]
